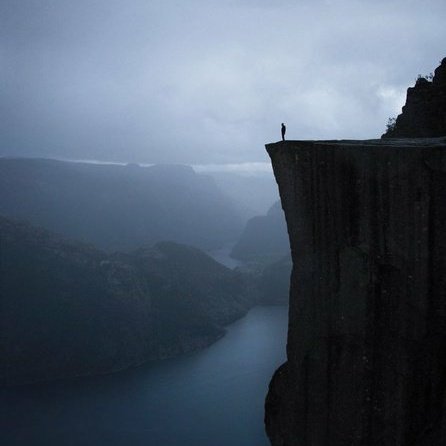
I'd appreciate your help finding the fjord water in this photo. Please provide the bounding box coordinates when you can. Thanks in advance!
[0,306,287,446]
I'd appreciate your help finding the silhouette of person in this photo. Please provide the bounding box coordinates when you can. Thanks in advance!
[281,123,286,141]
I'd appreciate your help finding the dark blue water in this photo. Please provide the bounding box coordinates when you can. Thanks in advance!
[0,306,288,446]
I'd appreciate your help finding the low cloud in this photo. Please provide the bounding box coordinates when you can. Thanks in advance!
[1,0,445,164]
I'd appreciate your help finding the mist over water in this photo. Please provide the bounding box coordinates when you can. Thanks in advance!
[0,145,289,445]
[0,306,288,446]
[3,1,443,444]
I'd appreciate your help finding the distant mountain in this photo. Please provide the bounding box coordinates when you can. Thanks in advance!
[231,201,289,262]
[0,159,243,251]
[207,171,279,221]
[120,241,253,326]
[257,255,291,305]
[229,202,291,305]
[0,217,253,386]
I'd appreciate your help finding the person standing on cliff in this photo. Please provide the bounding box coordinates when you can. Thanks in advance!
[281,123,286,141]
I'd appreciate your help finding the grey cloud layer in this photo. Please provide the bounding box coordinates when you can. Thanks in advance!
[1,0,445,164]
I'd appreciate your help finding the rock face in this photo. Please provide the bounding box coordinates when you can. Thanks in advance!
[382,58,446,138]
[0,217,252,386]
[265,138,446,446]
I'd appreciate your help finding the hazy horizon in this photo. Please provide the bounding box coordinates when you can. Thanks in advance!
[2,0,445,165]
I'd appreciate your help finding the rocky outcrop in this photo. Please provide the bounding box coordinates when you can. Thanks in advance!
[0,217,253,386]
[265,138,446,446]
[382,58,446,138]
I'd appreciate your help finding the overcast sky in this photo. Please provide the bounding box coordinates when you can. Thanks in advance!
[1,0,445,165]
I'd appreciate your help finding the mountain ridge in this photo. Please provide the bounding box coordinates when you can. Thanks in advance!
[0,158,243,252]
[0,215,253,386]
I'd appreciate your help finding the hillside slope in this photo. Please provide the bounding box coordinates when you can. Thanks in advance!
[0,217,252,386]
[0,159,242,251]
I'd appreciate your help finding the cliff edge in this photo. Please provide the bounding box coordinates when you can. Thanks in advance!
[265,138,446,445]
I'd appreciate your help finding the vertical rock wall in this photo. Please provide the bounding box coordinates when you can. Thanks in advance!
[265,139,446,446]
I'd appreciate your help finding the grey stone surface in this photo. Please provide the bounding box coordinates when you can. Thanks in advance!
[265,138,446,446]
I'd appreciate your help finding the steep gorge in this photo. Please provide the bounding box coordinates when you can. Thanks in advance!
[0,217,252,386]
[265,138,446,445]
